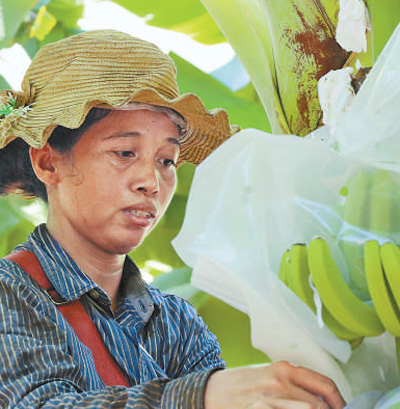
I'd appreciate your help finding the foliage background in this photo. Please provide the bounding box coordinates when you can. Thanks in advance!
[0,0,270,367]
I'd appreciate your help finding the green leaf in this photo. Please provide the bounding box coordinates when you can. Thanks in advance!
[0,196,38,257]
[109,0,225,44]
[198,296,270,367]
[46,0,84,28]
[29,5,57,41]
[0,219,35,257]
[0,198,21,237]
[0,0,39,45]
[171,52,271,132]
[367,0,400,62]
[199,0,283,134]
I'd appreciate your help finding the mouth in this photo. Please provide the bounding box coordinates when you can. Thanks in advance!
[126,209,154,219]
[123,205,157,227]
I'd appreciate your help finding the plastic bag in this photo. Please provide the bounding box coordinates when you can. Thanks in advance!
[173,22,400,407]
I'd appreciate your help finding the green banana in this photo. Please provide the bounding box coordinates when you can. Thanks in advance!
[313,307,363,346]
[280,244,363,343]
[308,237,384,337]
[342,170,370,231]
[340,170,370,299]
[380,242,400,311]
[365,240,400,337]
[278,249,290,286]
[369,169,392,236]
[320,307,363,343]
[287,244,315,311]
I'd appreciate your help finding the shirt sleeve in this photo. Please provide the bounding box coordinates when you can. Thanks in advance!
[151,291,227,378]
[0,268,221,409]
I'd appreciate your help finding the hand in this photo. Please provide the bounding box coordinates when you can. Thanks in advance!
[204,361,346,409]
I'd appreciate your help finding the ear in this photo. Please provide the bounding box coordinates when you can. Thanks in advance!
[29,144,61,186]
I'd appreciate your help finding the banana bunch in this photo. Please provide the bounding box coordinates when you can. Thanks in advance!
[339,169,400,300]
[279,237,385,349]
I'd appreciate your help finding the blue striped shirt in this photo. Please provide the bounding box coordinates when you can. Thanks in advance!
[0,224,225,408]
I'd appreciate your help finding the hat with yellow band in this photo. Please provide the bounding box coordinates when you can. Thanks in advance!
[0,29,239,166]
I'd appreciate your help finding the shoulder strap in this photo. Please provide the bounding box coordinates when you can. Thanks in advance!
[5,250,129,387]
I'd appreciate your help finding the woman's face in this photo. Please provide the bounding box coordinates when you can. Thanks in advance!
[49,109,180,255]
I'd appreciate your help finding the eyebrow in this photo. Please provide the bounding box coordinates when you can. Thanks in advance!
[104,131,181,146]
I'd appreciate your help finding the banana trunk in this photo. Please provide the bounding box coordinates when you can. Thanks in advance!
[260,0,349,136]
[200,0,349,136]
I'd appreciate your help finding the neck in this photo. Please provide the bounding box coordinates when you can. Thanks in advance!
[46,218,125,306]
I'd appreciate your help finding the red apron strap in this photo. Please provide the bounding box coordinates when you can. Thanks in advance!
[5,250,129,387]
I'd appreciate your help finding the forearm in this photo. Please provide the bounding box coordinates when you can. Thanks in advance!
[3,368,218,409]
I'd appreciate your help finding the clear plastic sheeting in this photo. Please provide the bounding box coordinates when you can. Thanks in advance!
[173,23,400,408]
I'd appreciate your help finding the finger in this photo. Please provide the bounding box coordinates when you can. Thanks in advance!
[289,366,346,409]
[246,403,274,409]
[265,398,325,409]
[266,384,330,409]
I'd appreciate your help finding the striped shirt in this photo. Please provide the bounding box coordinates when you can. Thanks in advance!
[0,224,225,408]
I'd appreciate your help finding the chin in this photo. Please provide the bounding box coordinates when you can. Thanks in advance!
[106,237,144,256]
[98,228,147,255]
[106,243,139,256]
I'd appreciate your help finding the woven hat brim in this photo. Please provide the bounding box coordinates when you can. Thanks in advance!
[0,29,239,166]
[7,87,239,166]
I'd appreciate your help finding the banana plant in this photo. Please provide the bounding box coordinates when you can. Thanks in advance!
[198,0,400,137]
[199,0,349,136]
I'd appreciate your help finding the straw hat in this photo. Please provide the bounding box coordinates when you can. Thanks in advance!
[0,29,239,165]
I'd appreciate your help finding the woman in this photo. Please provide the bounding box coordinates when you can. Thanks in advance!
[0,30,345,408]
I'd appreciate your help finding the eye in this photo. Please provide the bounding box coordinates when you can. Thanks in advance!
[162,158,177,168]
[115,151,135,158]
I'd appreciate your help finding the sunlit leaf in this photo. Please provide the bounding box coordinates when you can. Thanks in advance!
[46,0,84,28]
[109,0,225,44]
[198,296,270,367]
[0,198,21,236]
[29,5,57,41]
[0,0,38,45]
[0,196,37,257]
[200,0,283,134]
[172,52,271,132]
[367,0,400,61]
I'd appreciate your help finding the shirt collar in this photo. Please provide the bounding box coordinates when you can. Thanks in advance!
[19,224,159,321]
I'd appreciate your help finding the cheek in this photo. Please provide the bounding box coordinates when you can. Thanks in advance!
[161,176,177,207]
[62,171,112,214]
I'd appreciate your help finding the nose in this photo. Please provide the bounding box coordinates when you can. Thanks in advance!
[131,163,160,196]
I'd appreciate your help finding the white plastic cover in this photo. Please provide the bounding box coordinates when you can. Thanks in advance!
[173,22,400,408]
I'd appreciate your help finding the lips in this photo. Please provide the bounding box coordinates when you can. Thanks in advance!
[123,203,157,227]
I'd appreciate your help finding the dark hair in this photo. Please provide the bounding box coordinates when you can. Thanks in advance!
[0,108,111,202]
